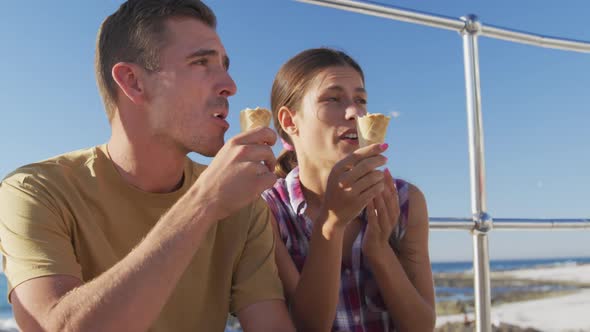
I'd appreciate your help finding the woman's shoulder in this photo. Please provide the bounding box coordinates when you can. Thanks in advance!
[394,178,410,204]
[397,180,428,232]
[261,177,302,241]
[392,179,428,238]
[394,178,425,205]
[262,177,288,202]
[261,177,296,222]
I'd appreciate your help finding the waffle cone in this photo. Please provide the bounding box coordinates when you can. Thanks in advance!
[356,113,390,147]
[240,107,272,132]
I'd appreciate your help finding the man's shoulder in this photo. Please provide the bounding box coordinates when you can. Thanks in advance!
[2,146,100,191]
[188,159,208,181]
[217,197,272,238]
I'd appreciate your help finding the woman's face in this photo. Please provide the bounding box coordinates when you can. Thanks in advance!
[292,65,367,168]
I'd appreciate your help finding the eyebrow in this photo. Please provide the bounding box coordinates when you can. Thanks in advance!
[324,86,367,94]
[186,49,230,70]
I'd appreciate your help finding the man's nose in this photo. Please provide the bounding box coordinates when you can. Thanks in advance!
[218,70,237,97]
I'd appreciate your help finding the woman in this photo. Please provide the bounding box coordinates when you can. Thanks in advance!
[262,48,436,331]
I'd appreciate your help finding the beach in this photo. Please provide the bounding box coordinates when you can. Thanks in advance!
[0,318,16,332]
[436,263,590,331]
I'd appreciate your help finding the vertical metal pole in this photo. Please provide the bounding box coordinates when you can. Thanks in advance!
[460,14,493,332]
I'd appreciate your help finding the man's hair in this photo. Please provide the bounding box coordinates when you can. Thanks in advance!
[95,0,216,121]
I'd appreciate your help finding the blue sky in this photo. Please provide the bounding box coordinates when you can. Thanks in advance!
[1,1,588,261]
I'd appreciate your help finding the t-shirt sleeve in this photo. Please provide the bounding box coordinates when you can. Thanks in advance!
[0,172,82,300]
[230,197,284,314]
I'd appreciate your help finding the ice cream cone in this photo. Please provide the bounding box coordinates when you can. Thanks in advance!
[356,113,390,147]
[240,107,272,132]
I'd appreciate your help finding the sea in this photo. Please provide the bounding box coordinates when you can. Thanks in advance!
[0,256,589,331]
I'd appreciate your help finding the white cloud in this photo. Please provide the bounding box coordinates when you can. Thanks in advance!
[389,111,401,118]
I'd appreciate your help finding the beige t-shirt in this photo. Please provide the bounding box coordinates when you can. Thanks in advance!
[0,145,283,331]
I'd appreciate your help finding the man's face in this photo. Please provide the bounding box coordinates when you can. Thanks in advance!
[143,18,237,157]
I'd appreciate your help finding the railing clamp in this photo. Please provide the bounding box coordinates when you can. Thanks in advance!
[461,14,482,36]
[473,212,493,234]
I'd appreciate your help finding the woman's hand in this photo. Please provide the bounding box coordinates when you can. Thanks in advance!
[362,168,400,257]
[320,143,388,238]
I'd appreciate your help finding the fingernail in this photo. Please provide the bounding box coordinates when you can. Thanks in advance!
[379,143,389,150]
[385,168,391,175]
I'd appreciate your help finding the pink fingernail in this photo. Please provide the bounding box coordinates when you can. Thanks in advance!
[380,143,389,150]
[385,168,391,175]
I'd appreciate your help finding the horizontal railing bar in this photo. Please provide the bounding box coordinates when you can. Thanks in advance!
[430,217,590,230]
[296,0,465,32]
[481,25,590,53]
[296,0,590,53]
[429,218,474,230]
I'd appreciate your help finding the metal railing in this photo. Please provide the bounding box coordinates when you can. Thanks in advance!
[431,218,590,231]
[297,0,590,52]
[295,0,590,331]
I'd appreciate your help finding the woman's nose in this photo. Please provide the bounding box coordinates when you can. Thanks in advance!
[345,104,367,120]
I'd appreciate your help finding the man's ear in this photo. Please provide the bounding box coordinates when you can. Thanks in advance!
[112,62,148,105]
[278,106,298,135]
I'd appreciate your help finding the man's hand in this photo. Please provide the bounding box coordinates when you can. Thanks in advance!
[193,127,278,221]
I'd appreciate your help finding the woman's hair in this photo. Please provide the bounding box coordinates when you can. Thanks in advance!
[270,47,365,178]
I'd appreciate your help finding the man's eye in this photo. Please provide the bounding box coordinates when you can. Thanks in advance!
[192,58,208,65]
[355,98,367,105]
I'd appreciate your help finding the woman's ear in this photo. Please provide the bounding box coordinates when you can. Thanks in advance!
[112,62,148,105]
[278,106,298,135]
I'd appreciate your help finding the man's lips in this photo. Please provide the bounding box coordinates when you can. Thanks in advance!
[212,108,228,120]
[209,97,229,119]
[211,115,229,129]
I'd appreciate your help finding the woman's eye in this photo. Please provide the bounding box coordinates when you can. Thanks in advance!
[325,97,339,102]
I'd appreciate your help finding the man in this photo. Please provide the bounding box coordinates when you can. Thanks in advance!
[0,1,295,331]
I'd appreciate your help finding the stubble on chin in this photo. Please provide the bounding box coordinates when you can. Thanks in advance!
[193,97,229,157]
[188,134,225,157]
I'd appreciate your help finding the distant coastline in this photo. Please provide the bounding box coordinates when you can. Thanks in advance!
[433,256,590,306]
[431,255,590,273]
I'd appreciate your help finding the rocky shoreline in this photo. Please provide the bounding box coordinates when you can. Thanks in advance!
[434,265,590,331]
[436,321,542,332]
[434,271,589,316]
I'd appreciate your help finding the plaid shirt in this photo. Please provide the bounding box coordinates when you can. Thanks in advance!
[262,167,410,332]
